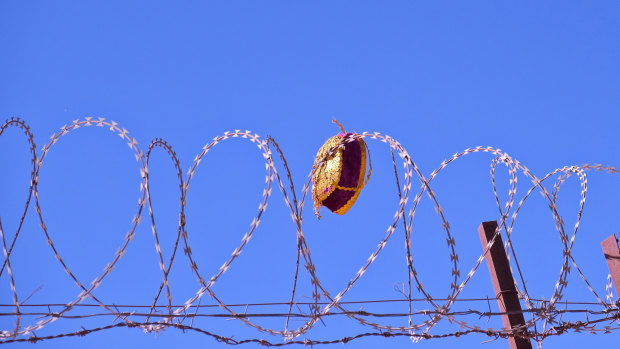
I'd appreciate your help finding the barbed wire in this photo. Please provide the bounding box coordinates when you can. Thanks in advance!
[0,117,618,346]
[1,299,618,320]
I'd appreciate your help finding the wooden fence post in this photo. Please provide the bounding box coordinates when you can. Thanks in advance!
[479,221,532,349]
[601,234,620,300]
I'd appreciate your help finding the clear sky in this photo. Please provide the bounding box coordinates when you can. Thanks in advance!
[1,1,619,348]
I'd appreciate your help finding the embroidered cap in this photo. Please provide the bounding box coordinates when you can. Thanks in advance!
[312,120,371,219]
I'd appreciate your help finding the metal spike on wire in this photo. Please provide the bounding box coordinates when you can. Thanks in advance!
[0,118,619,346]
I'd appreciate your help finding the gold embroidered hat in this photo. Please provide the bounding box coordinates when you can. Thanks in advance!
[312,120,371,219]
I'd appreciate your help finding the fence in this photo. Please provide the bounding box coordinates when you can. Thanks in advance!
[0,117,619,347]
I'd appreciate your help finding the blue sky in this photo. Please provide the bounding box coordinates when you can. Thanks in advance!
[1,1,619,348]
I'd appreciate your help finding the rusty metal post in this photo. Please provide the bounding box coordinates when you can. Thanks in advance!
[601,234,620,299]
[479,221,532,349]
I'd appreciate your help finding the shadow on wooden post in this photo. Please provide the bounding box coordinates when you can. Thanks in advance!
[479,221,532,349]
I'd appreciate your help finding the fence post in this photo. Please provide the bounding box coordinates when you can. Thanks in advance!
[601,234,620,300]
[478,221,532,349]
